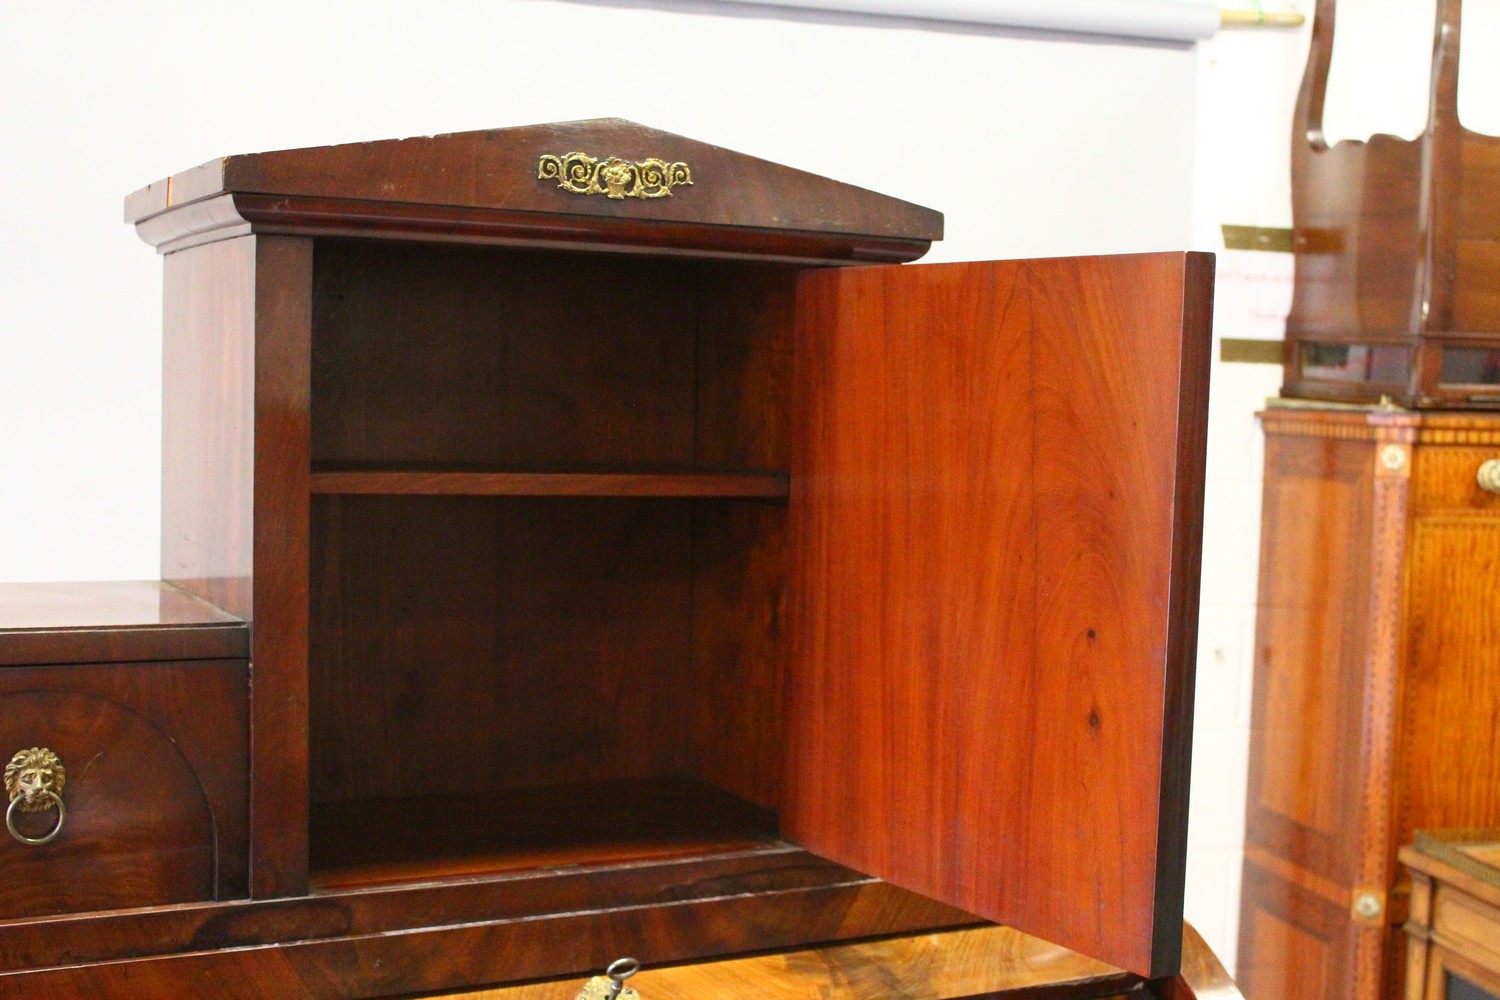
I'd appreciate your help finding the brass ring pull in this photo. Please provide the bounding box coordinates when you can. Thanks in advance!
[5,748,67,846]
[6,790,65,846]
[1479,459,1500,495]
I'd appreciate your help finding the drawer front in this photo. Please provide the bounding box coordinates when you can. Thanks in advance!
[0,660,247,919]
[1413,447,1500,512]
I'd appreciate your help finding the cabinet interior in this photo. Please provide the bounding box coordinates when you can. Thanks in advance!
[306,241,798,887]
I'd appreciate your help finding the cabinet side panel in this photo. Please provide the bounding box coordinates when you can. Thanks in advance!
[310,243,698,468]
[250,235,314,898]
[693,263,795,471]
[786,253,1208,977]
[162,237,256,617]
[1244,433,1372,879]
[686,263,796,810]
[308,495,695,804]
[1239,428,1381,1000]
[1236,857,1351,1000]
[686,500,787,811]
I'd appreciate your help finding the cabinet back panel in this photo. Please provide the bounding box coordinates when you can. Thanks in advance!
[309,495,695,803]
[311,245,797,474]
[311,242,700,467]
[309,494,788,808]
[693,264,796,471]
[687,499,788,811]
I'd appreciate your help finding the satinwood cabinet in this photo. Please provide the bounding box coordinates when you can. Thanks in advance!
[0,119,1213,998]
[1237,406,1500,1000]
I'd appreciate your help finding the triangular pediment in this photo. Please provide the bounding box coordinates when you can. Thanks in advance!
[126,119,941,260]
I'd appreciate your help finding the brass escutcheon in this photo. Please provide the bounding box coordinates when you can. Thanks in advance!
[538,152,692,200]
[5,747,67,846]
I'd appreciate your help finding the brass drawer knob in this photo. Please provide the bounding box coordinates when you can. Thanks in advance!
[576,957,642,999]
[1479,459,1500,495]
[1352,890,1383,921]
[5,748,67,846]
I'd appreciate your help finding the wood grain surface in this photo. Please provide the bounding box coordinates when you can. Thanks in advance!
[1238,412,1397,1000]
[248,235,314,900]
[0,864,966,998]
[0,581,244,665]
[415,923,1244,1000]
[420,926,1130,1000]
[0,845,952,974]
[308,495,697,804]
[0,660,248,914]
[137,192,936,264]
[309,777,778,888]
[785,252,1213,979]
[310,242,701,468]
[1244,428,1373,879]
[124,119,942,243]
[161,235,257,619]
[160,228,312,903]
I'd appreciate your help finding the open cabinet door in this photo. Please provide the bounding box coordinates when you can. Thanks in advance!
[785,252,1213,979]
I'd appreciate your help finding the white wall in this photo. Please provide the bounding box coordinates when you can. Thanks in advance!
[1185,5,1312,974]
[1186,1,1500,977]
[0,0,1286,974]
[0,0,1200,581]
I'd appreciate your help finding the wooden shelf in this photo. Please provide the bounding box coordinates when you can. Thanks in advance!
[309,777,781,889]
[309,464,790,498]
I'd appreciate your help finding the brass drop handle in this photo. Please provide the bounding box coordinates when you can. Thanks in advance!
[1479,459,1500,495]
[5,748,67,846]
[575,958,642,999]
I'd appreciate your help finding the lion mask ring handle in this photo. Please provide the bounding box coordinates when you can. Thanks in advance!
[5,748,66,846]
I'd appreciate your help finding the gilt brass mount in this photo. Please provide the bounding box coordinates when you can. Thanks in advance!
[5,747,67,846]
[538,152,692,200]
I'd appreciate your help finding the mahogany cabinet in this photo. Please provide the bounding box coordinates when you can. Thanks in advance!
[1237,407,1500,1000]
[0,119,1213,998]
